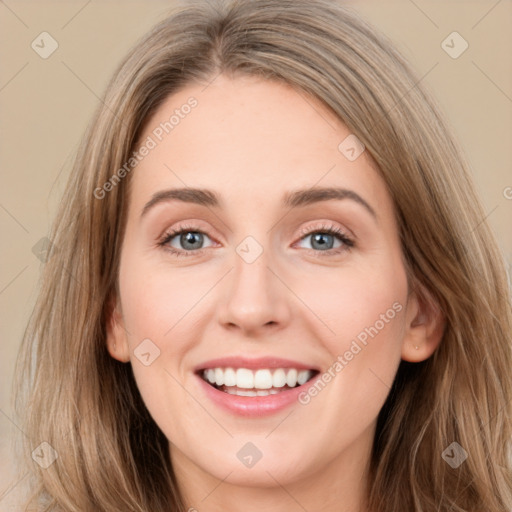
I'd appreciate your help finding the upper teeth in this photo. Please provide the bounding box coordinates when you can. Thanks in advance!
[202,367,314,389]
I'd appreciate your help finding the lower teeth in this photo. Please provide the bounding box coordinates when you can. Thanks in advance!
[218,385,294,396]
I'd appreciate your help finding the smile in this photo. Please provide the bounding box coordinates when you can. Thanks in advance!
[199,367,319,396]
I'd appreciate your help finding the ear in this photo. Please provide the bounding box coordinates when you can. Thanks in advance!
[105,293,131,363]
[401,285,446,362]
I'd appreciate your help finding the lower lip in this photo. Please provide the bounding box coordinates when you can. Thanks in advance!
[195,372,320,417]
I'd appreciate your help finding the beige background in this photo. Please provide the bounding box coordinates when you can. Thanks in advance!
[1,0,511,508]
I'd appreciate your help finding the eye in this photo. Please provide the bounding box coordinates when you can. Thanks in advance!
[294,222,354,256]
[158,221,354,258]
[158,223,215,257]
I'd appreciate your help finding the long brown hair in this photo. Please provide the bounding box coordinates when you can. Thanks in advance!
[12,0,512,510]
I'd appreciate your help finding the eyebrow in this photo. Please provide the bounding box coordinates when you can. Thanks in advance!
[140,186,377,220]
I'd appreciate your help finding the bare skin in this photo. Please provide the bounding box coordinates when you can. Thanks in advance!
[106,73,444,512]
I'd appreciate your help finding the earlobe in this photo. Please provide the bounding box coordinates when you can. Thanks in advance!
[105,295,131,363]
[401,287,446,363]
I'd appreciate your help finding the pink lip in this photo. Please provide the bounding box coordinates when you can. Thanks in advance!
[193,355,319,372]
[195,371,322,417]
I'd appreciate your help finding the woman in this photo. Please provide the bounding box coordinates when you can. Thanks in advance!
[13,0,512,510]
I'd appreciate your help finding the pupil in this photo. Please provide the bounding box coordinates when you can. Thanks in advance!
[178,232,334,251]
[312,233,333,250]
[182,232,202,249]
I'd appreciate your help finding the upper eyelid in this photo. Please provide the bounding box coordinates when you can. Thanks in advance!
[163,221,347,235]
[161,222,352,246]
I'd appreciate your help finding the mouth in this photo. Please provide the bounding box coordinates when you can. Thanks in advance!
[196,367,321,397]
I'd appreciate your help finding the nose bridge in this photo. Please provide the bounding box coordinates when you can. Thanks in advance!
[217,230,289,332]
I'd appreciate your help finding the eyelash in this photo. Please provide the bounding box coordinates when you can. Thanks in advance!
[157,222,354,258]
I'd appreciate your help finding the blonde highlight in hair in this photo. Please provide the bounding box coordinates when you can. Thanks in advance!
[13,0,512,510]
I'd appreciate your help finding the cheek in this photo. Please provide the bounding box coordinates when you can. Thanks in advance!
[294,256,407,418]
[119,251,201,342]
[297,256,408,355]
[118,261,199,439]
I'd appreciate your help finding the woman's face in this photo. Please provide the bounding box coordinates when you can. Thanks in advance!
[107,74,435,503]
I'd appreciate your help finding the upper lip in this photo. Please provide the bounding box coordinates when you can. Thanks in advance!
[194,356,321,372]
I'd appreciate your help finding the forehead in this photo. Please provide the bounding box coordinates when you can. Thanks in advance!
[129,74,391,218]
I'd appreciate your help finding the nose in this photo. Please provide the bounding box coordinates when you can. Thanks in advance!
[216,244,292,336]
